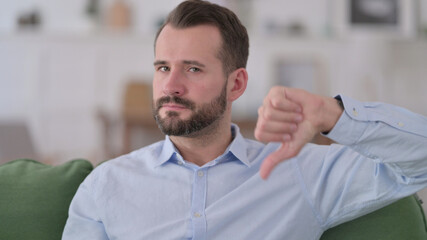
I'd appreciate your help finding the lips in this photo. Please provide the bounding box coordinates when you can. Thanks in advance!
[161,103,188,111]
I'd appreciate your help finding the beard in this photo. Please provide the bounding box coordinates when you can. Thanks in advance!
[152,82,227,136]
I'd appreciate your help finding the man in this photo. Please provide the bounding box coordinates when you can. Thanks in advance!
[63,1,427,239]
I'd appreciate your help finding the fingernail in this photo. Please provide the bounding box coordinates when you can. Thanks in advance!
[291,124,297,132]
[283,134,291,141]
[295,115,303,122]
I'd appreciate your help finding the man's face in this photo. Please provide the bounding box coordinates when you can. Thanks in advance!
[152,24,228,136]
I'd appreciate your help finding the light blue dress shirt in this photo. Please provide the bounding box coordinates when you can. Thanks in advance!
[63,95,427,240]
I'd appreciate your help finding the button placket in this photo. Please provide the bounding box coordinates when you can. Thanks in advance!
[190,168,208,239]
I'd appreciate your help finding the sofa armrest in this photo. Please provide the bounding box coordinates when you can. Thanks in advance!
[320,195,427,240]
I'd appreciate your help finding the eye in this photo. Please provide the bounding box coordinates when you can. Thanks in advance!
[188,67,201,73]
[157,66,170,72]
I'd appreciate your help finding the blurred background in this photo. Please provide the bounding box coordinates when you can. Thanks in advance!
[1,0,426,167]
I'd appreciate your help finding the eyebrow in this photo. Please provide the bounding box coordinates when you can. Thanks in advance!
[153,60,167,66]
[183,60,206,68]
[153,60,206,68]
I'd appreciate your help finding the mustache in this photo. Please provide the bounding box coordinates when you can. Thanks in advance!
[156,96,195,110]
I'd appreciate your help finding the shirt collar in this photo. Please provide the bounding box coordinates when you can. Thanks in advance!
[227,124,251,167]
[155,135,179,167]
[153,123,251,168]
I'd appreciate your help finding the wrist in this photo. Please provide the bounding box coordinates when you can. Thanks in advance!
[335,96,344,110]
[320,96,344,134]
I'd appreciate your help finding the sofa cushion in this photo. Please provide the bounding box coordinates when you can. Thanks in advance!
[0,159,93,240]
[320,195,427,239]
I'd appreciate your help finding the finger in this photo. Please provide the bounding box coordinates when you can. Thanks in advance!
[269,97,302,113]
[259,106,303,123]
[260,139,305,180]
[260,143,293,180]
[281,88,311,108]
[256,120,297,135]
[254,130,291,143]
[264,87,302,112]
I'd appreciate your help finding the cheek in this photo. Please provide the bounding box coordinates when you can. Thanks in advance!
[193,86,214,101]
[152,81,162,99]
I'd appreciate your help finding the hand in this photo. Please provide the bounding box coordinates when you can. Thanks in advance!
[255,87,343,179]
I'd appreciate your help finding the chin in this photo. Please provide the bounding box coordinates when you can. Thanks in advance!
[165,111,192,120]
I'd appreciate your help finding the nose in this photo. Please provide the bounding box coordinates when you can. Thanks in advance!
[163,69,185,97]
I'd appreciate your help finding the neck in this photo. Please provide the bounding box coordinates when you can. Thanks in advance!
[169,117,232,166]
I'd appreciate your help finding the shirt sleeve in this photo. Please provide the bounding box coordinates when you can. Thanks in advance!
[294,95,427,230]
[62,170,109,240]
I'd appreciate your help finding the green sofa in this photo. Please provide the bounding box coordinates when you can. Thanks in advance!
[1,159,426,239]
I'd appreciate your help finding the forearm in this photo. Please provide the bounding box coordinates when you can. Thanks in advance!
[325,95,427,178]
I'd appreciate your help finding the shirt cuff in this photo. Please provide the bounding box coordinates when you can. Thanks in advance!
[323,95,369,146]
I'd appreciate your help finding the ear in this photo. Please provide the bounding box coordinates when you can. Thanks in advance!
[227,68,248,102]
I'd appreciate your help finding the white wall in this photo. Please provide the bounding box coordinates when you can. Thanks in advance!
[2,0,426,35]
[1,0,427,163]
[1,0,427,217]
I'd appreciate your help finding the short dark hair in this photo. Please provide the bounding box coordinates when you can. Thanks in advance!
[155,0,249,76]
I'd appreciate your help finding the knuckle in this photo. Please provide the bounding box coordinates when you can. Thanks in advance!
[271,98,280,107]
[263,97,270,106]
[257,121,267,131]
[257,106,263,115]
[271,86,282,92]
[264,109,273,119]
[254,130,263,141]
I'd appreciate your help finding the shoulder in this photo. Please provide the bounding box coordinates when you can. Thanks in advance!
[89,140,166,181]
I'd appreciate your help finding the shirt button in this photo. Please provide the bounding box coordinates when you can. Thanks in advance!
[197,171,204,177]
[177,161,183,165]
[194,212,201,218]
[397,122,405,127]
[352,108,358,117]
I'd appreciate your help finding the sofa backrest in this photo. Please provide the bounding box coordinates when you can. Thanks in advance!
[0,159,93,240]
[1,159,426,239]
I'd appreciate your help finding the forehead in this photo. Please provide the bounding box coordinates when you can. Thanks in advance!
[155,24,222,62]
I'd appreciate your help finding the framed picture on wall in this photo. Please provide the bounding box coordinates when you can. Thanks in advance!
[334,0,417,38]
[275,58,328,96]
[351,0,399,26]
